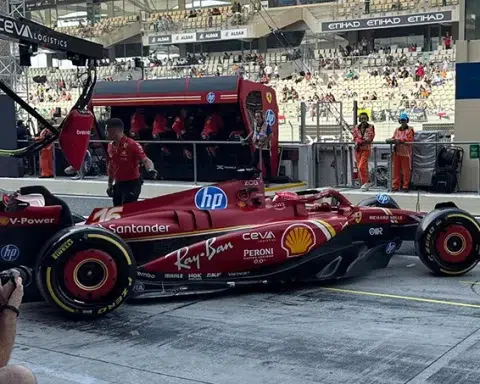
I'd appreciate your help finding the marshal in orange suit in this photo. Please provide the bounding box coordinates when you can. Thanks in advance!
[353,112,375,191]
[386,112,414,191]
[37,127,54,178]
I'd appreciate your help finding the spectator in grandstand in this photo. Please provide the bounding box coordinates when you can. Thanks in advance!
[106,118,157,207]
[353,112,375,191]
[415,64,425,81]
[443,32,452,50]
[386,112,414,192]
[364,0,370,14]
[245,110,272,185]
[0,276,36,384]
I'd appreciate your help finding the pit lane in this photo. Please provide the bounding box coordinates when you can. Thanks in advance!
[11,195,480,384]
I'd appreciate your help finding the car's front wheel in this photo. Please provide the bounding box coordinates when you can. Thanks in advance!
[415,208,480,276]
[35,226,136,318]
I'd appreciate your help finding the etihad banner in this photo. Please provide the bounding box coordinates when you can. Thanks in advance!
[147,28,248,46]
[321,11,452,32]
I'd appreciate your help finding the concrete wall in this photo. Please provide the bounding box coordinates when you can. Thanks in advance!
[455,40,480,192]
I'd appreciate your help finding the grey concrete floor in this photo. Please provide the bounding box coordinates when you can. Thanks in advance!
[9,195,480,384]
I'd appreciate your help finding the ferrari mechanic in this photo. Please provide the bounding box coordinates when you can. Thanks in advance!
[106,118,158,206]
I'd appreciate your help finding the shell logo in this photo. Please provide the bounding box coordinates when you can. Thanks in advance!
[0,217,9,226]
[281,224,316,258]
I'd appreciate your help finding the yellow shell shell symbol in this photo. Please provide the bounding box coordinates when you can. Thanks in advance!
[0,217,9,226]
[283,225,315,257]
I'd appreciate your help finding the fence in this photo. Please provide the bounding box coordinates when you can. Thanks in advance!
[313,141,480,194]
[17,138,480,194]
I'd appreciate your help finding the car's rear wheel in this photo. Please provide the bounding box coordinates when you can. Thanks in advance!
[415,208,480,276]
[358,195,403,254]
[35,226,136,318]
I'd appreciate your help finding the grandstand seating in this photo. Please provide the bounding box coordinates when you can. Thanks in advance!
[145,6,241,32]
[336,0,458,15]
[55,15,138,38]
[25,44,456,142]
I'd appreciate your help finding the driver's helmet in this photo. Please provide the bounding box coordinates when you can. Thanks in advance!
[273,191,299,202]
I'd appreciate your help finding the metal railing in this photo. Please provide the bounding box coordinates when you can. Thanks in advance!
[313,140,479,194]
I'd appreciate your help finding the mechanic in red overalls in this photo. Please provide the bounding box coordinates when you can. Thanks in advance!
[352,112,375,191]
[387,112,415,191]
[37,125,54,178]
[172,109,192,159]
[201,112,223,157]
[106,118,157,206]
[130,109,146,139]
[152,112,170,155]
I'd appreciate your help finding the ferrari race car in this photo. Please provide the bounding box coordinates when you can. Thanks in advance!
[1,175,479,319]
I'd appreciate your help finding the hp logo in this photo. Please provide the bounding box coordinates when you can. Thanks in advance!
[265,109,275,126]
[207,92,215,104]
[385,241,397,255]
[195,186,228,210]
[1,244,20,262]
[376,193,390,205]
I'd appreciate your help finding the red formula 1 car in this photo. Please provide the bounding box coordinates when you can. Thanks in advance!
[1,175,479,319]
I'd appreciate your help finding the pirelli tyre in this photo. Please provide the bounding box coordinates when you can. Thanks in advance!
[415,208,480,276]
[35,226,136,318]
[358,194,402,253]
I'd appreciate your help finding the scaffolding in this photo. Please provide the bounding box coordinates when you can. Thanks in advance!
[0,0,30,125]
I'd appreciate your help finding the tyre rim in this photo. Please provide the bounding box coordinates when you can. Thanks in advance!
[63,249,118,300]
[436,225,473,264]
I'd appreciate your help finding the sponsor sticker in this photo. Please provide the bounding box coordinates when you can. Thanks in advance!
[385,242,397,254]
[188,273,202,280]
[105,224,170,235]
[195,186,228,210]
[242,231,276,242]
[1,217,55,226]
[206,273,221,278]
[244,180,259,186]
[173,237,233,271]
[281,224,315,258]
[207,92,215,104]
[164,273,183,279]
[243,248,274,259]
[376,193,390,205]
[265,109,275,126]
[133,282,145,292]
[0,244,20,261]
[137,271,155,279]
[227,271,250,277]
[369,228,383,236]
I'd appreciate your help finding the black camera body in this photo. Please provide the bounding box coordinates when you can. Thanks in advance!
[0,266,32,287]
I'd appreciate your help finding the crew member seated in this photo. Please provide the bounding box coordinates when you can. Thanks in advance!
[130,109,146,139]
[152,112,172,156]
[201,112,224,157]
[172,109,193,159]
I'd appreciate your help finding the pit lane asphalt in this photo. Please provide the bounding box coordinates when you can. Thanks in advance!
[11,195,480,384]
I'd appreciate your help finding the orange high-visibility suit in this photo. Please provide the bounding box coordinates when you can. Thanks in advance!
[38,128,54,177]
[352,123,375,185]
[391,126,414,190]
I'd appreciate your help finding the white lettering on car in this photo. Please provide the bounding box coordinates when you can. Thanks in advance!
[107,224,170,234]
[174,237,233,270]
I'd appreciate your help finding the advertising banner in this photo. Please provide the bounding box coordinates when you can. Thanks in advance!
[147,27,248,46]
[321,11,452,32]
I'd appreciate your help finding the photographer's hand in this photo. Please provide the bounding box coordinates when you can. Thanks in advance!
[0,277,23,367]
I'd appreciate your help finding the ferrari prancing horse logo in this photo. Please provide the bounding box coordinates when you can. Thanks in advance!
[352,211,362,224]
[266,92,272,104]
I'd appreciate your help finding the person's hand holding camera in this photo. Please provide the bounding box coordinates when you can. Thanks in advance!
[0,277,24,314]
